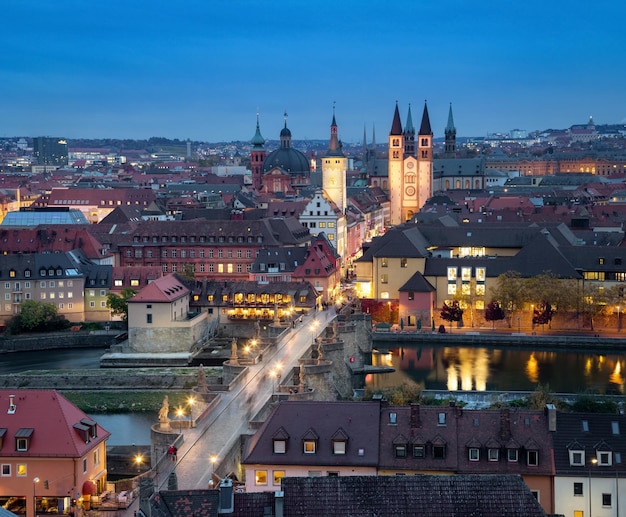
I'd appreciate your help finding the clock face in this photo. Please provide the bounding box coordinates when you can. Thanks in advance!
[407,162,414,169]
[405,186,416,196]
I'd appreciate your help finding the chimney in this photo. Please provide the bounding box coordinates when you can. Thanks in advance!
[499,408,511,441]
[274,491,284,517]
[410,404,420,429]
[8,394,16,414]
[218,478,234,514]
[545,404,557,432]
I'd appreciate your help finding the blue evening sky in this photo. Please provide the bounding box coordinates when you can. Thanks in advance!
[1,0,624,143]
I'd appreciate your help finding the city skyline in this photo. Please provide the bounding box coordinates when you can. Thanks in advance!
[1,0,625,143]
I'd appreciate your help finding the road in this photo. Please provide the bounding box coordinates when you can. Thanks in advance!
[160,308,336,490]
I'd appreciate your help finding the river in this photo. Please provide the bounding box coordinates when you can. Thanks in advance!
[368,343,626,395]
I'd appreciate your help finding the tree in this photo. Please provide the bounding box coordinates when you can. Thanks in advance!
[532,301,555,329]
[490,272,527,327]
[440,300,463,332]
[177,263,196,281]
[106,288,137,322]
[484,300,506,330]
[17,300,59,331]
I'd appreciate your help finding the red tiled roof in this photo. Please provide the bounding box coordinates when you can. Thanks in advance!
[0,390,110,457]
[129,273,188,303]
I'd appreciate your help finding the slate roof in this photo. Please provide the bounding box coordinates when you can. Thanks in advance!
[242,401,381,468]
[552,412,626,476]
[398,271,435,292]
[281,475,546,516]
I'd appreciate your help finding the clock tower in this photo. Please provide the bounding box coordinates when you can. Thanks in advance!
[322,109,347,214]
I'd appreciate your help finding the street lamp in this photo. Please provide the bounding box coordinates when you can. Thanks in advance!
[270,364,282,393]
[209,455,217,487]
[176,407,185,433]
[135,453,144,473]
[310,320,319,344]
[589,456,598,517]
[187,396,196,428]
[33,477,40,517]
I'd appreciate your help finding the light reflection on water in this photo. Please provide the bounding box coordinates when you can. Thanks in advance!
[368,345,626,395]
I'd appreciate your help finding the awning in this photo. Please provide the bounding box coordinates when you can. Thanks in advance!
[82,480,97,496]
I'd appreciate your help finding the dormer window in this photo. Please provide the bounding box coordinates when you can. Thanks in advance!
[40,269,46,277]
[15,428,33,451]
[598,451,612,466]
[569,450,585,466]
[469,448,480,461]
[273,439,286,454]
[303,440,316,454]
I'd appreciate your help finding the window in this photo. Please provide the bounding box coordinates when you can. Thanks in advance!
[333,441,346,455]
[381,258,388,268]
[598,451,612,466]
[488,448,499,461]
[527,450,538,466]
[395,445,407,458]
[83,458,88,473]
[413,445,425,458]
[255,470,267,485]
[612,421,620,435]
[570,450,585,466]
[573,482,583,496]
[1,464,10,476]
[603,493,612,507]
[303,440,316,454]
[147,314,152,324]
[94,449,100,466]
[273,440,286,454]
[273,470,284,485]
[433,445,446,459]
[16,464,26,476]
[381,274,388,284]
[389,412,397,425]
[90,301,95,308]
[401,258,407,268]
[438,413,446,426]
[469,448,480,461]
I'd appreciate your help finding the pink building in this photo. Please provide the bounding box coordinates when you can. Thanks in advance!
[0,390,110,517]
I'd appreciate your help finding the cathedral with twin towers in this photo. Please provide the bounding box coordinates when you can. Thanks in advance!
[249,101,434,234]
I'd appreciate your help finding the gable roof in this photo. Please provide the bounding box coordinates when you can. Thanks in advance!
[243,401,381,467]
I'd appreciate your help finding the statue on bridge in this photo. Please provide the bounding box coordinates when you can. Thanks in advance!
[197,364,208,393]
[230,337,238,364]
[158,395,170,423]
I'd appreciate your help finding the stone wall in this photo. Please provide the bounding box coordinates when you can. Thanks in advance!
[0,332,116,353]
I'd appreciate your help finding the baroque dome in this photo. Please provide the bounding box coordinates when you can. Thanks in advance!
[263,116,309,176]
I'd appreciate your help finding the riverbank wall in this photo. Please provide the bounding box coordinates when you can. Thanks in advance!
[0,331,117,353]
[372,330,626,351]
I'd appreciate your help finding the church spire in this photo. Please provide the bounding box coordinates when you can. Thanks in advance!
[251,112,265,148]
[419,100,433,136]
[444,103,457,157]
[327,103,344,157]
[404,103,416,156]
[390,101,403,136]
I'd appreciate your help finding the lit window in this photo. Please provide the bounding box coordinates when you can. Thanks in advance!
[273,470,284,485]
[255,470,267,485]
[303,440,316,454]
